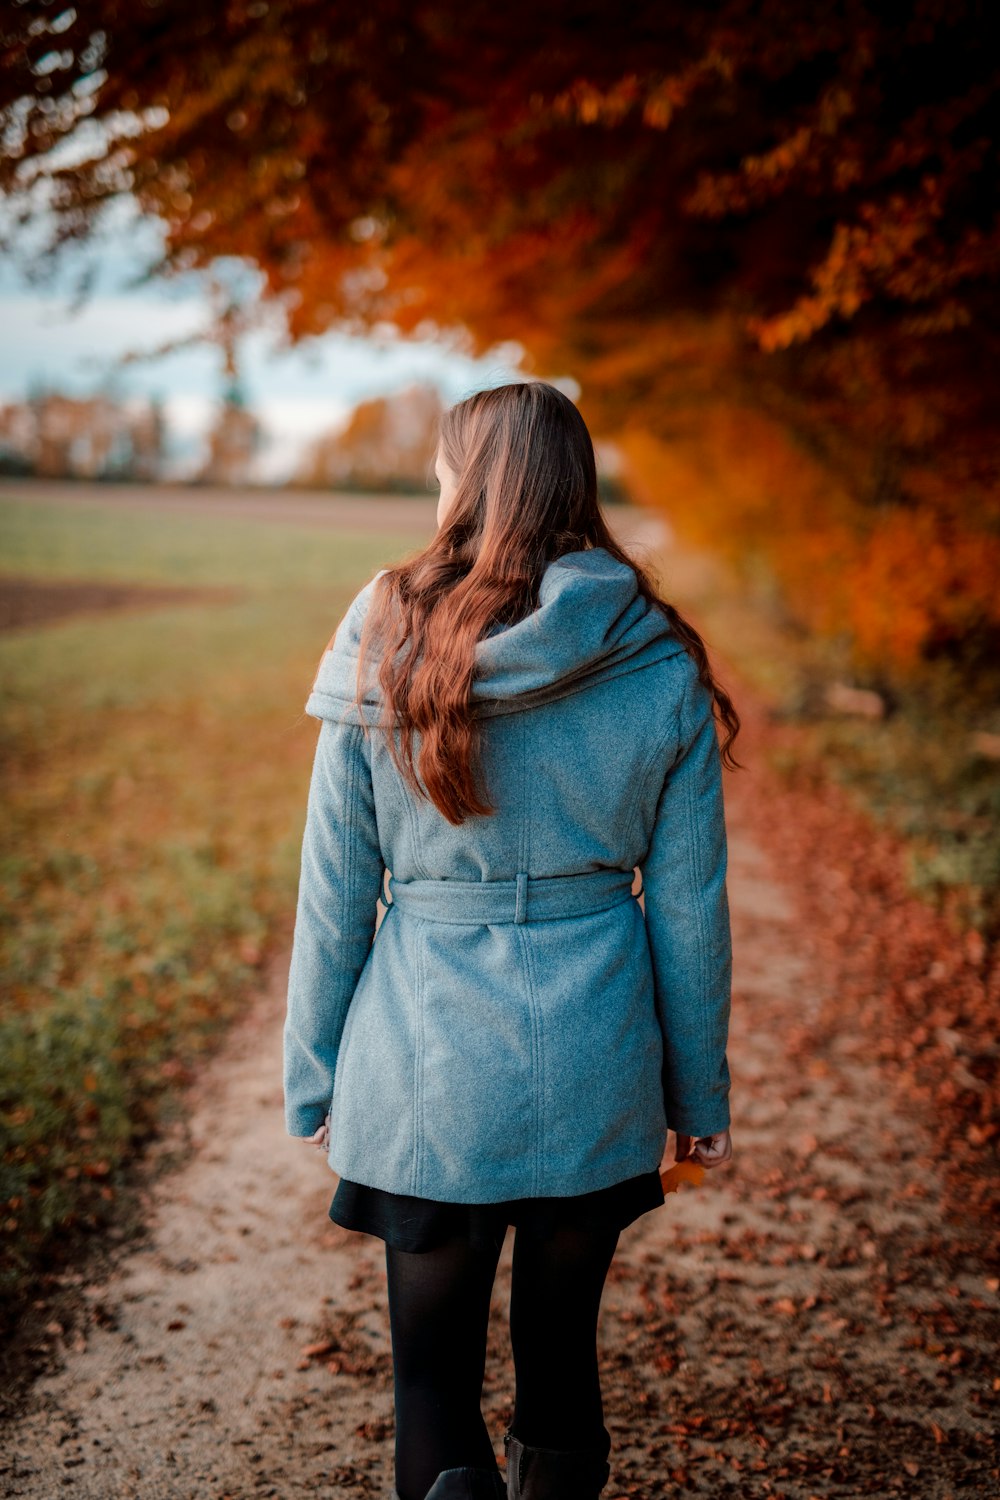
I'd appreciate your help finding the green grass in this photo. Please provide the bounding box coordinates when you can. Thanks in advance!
[0,491,429,1326]
[0,493,401,589]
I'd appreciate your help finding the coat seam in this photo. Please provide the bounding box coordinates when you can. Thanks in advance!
[343,723,360,1066]
[681,675,714,1121]
[521,713,531,874]
[517,716,543,1195]
[685,759,712,1126]
[402,737,431,879]
[335,723,362,1121]
[622,693,686,856]
[412,920,425,1195]
[420,922,427,1194]
[517,922,544,1197]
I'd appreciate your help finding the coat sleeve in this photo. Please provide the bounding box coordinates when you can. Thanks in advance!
[639,662,733,1138]
[283,717,385,1138]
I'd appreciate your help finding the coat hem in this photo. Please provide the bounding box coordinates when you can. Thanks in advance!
[326,1143,668,1205]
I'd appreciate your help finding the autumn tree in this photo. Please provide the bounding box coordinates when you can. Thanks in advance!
[2,0,997,668]
[295,384,443,492]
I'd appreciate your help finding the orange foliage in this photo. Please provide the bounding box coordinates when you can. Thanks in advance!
[660,1159,706,1195]
[617,408,1000,672]
[3,3,997,673]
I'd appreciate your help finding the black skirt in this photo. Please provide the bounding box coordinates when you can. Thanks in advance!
[328,1168,666,1254]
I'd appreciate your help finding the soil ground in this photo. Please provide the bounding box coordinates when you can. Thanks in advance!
[0,574,241,632]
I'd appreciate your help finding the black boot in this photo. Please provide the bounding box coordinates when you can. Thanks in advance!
[392,1464,507,1500]
[503,1424,612,1499]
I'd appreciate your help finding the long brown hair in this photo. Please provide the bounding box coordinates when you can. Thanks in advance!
[352,380,742,825]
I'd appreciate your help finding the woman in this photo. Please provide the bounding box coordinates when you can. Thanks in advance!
[283,380,739,1500]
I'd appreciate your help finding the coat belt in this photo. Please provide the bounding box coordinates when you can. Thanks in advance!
[385,867,641,925]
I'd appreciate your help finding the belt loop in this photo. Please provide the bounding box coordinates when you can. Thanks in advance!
[514,871,528,924]
[384,869,394,908]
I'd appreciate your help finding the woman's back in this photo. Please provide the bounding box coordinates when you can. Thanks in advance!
[283,545,732,1202]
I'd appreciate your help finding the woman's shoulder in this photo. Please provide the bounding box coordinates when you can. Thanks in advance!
[654,648,716,755]
[306,569,392,724]
[617,646,713,779]
[319,567,394,661]
[340,568,391,639]
[635,640,704,720]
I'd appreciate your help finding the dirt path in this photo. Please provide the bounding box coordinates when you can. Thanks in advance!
[1,501,1000,1488]
[2,616,997,1497]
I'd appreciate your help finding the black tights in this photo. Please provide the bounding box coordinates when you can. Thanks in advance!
[385,1223,619,1500]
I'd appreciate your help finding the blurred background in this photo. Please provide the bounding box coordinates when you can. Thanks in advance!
[1,0,997,1385]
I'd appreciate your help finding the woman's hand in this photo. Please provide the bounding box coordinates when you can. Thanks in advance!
[302,1111,331,1152]
[674,1128,732,1168]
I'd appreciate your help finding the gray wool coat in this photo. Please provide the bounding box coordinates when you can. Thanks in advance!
[282,545,733,1202]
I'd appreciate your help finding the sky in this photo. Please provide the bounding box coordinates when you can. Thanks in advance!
[0,195,533,480]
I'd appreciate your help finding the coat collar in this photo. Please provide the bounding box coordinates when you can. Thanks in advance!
[306,546,689,724]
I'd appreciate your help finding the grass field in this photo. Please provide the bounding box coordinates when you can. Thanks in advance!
[0,489,430,1322]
